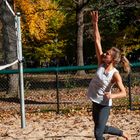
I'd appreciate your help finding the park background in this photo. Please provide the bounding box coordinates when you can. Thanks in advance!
[0,0,140,139]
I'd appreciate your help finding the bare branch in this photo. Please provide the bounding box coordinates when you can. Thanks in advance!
[75,0,91,12]
[113,0,140,8]
[73,0,79,5]
[83,0,90,7]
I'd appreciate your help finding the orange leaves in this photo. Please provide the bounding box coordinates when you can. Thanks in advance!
[15,0,36,15]
[15,0,65,42]
[28,13,47,40]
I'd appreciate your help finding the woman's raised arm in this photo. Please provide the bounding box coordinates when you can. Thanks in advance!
[91,11,103,66]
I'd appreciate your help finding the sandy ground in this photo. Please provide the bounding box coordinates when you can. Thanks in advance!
[0,108,140,140]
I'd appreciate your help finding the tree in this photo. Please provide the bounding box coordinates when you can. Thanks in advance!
[115,26,140,54]
[85,0,140,58]
[75,0,90,75]
[56,0,91,75]
[15,0,65,67]
[0,0,18,97]
[114,7,140,55]
[54,0,77,66]
[56,0,123,72]
[57,0,139,69]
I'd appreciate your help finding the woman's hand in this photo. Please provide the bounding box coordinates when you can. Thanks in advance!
[91,11,98,24]
[104,92,112,100]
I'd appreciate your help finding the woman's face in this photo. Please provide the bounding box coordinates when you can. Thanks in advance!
[102,49,113,64]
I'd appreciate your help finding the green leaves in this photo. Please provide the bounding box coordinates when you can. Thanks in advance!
[34,40,66,64]
[114,25,140,55]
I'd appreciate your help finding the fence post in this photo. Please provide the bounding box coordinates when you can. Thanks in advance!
[128,73,132,110]
[56,66,60,114]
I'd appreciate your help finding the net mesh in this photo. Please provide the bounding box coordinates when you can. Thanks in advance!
[0,0,18,69]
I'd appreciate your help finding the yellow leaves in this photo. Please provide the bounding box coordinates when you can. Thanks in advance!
[29,13,47,40]
[15,0,65,42]
[15,0,36,15]
[125,45,140,54]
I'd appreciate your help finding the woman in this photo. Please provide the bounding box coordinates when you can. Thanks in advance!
[87,11,131,140]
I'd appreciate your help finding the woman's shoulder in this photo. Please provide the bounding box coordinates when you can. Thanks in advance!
[113,67,119,73]
[112,69,121,80]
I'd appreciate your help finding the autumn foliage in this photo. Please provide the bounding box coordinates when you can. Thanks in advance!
[14,0,66,64]
[15,0,64,42]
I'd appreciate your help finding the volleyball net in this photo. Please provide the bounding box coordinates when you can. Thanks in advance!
[0,60,18,70]
[0,0,18,69]
[1,0,25,128]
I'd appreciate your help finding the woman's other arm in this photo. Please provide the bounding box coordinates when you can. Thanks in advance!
[105,72,127,99]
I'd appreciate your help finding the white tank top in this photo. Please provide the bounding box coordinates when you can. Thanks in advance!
[87,64,118,106]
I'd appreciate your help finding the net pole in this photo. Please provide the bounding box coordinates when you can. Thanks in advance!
[16,12,26,128]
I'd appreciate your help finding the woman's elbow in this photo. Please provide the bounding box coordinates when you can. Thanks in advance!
[122,90,127,97]
[95,39,101,44]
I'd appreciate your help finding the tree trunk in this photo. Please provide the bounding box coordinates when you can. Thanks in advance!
[76,0,86,75]
[0,0,18,97]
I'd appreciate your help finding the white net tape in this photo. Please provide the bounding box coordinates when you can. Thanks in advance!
[0,59,18,70]
[0,1,19,71]
[4,0,15,16]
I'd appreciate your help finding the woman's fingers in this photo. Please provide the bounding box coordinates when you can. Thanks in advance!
[91,11,98,16]
[91,11,98,22]
[90,11,95,17]
[95,11,98,17]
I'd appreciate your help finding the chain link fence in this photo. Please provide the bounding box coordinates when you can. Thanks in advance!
[0,65,139,113]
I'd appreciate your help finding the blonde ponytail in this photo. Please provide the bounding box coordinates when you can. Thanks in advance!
[121,55,131,74]
[110,47,131,74]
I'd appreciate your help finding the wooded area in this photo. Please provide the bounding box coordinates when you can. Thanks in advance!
[0,0,139,68]
[0,1,140,138]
